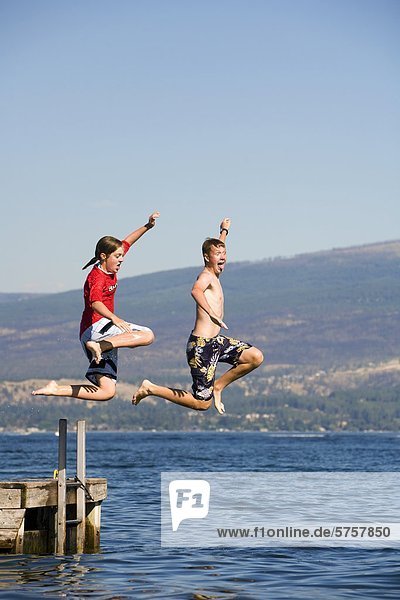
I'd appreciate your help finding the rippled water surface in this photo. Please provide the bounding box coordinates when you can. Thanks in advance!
[0,431,399,598]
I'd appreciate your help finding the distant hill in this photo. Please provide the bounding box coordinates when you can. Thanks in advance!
[0,292,49,304]
[1,240,399,381]
[1,240,400,432]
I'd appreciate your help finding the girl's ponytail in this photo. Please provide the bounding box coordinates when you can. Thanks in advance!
[82,256,98,270]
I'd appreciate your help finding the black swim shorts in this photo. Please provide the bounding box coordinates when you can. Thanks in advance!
[186,333,251,401]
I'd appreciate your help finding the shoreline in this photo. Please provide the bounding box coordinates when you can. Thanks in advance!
[0,428,398,435]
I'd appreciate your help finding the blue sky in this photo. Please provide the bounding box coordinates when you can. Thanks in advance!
[1,0,399,293]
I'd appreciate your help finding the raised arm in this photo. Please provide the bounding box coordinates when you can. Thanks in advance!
[124,211,160,246]
[219,217,231,243]
[191,271,228,329]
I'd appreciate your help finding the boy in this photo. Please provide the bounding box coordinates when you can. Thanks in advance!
[132,218,263,413]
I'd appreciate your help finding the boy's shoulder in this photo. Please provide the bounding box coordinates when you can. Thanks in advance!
[196,267,212,280]
[195,268,219,286]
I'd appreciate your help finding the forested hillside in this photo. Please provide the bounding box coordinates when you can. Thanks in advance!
[1,240,400,431]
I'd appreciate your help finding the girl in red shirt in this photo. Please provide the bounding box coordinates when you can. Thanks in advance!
[32,212,159,401]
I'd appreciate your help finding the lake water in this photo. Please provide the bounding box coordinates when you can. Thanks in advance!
[0,431,399,598]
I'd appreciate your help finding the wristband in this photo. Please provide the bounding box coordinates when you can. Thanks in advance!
[220,228,229,235]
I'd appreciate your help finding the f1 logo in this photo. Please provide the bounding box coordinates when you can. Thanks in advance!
[169,480,210,531]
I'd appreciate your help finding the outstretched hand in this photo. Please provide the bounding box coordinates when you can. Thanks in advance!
[220,217,231,232]
[147,211,160,228]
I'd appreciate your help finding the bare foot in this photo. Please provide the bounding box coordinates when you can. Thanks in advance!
[132,379,153,405]
[32,380,59,396]
[86,341,102,364]
[214,389,225,414]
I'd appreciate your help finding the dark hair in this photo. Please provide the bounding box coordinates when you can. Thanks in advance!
[82,236,123,270]
[201,238,225,263]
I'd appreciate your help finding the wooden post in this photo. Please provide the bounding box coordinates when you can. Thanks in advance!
[15,515,25,554]
[1,416,106,555]
[85,503,102,552]
[56,418,67,554]
[76,420,86,553]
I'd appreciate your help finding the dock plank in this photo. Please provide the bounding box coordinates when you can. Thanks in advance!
[0,530,17,550]
[0,479,107,508]
[0,487,22,508]
[0,509,25,529]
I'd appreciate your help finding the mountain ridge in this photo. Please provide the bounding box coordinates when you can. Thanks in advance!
[1,239,399,432]
[1,238,399,378]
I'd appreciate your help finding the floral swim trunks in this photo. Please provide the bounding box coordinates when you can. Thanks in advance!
[186,333,252,401]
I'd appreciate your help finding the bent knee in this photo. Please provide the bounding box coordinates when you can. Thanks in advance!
[99,386,116,401]
[96,377,116,401]
[195,399,212,411]
[249,347,264,367]
[94,387,115,401]
[140,329,155,345]
[100,391,115,401]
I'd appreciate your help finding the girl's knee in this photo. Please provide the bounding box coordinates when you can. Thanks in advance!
[139,328,155,345]
[98,388,115,401]
[146,329,155,345]
[97,377,116,401]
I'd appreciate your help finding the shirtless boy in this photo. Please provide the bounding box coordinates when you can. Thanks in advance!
[132,218,264,414]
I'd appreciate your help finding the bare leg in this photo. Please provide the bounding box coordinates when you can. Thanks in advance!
[213,347,264,414]
[32,376,116,402]
[87,329,154,364]
[132,379,212,411]
[132,348,263,413]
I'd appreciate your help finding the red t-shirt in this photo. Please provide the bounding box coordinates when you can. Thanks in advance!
[79,240,130,337]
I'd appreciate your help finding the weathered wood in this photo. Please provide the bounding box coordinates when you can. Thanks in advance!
[0,530,16,550]
[57,418,67,554]
[1,419,107,555]
[15,517,24,553]
[85,502,102,552]
[25,482,60,508]
[0,480,106,554]
[76,420,86,553]
[0,509,25,552]
[0,479,107,507]
[83,480,107,503]
[23,530,49,554]
[0,488,21,509]
[0,508,25,528]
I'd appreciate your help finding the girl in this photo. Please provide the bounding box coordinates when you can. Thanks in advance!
[33,211,160,401]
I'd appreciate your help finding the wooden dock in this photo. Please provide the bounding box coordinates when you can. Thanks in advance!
[0,420,107,554]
